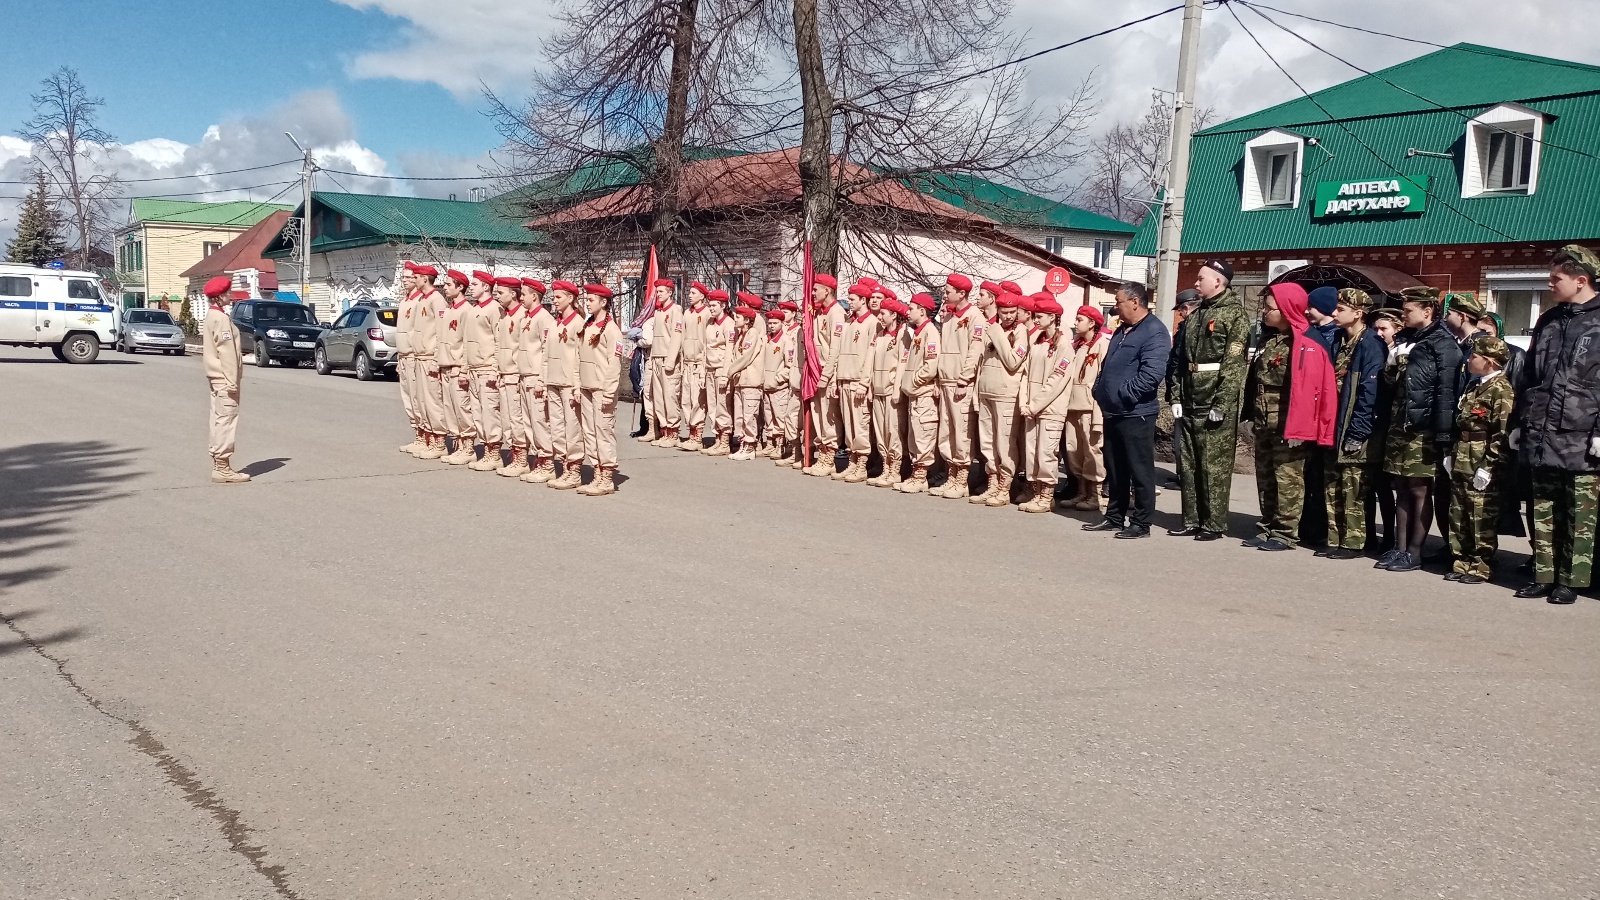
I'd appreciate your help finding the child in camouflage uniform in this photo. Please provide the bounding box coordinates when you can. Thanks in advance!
[1445,337,1515,584]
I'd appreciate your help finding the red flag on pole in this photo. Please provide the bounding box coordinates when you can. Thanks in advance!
[632,245,659,331]
[799,242,820,467]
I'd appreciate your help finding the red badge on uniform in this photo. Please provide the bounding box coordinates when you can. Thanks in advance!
[927,343,938,356]
[834,323,844,337]
[615,341,625,358]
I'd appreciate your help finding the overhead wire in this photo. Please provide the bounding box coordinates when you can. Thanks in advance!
[0,158,301,186]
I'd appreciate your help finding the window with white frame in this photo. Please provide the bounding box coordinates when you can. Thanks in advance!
[1241,129,1305,211]
[1092,239,1113,269]
[1462,103,1545,197]
[1043,236,1065,255]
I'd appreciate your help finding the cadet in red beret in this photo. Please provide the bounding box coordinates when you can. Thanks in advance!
[542,280,586,488]
[396,264,427,456]
[202,275,249,483]
[643,277,685,449]
[401,263,449,460]
[897,292,941,493]
[813,273,837,289]
[835,276,878,483]
[932,273,983,498]
[802,273,847,474]
[1061,303,1111,511]
[513,277,557,482]
[727,302,766,459]
[866,293,909,488]
[677,281,713,451]
[463,274,510,471]
[971,287,1029,507]
[1017,294,1073,512]
[772,299,803,463]
[435,268,478,464]
[575,283,623,495]
[701,289,735,456]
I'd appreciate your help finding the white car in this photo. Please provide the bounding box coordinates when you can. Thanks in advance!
[0,263,118,363]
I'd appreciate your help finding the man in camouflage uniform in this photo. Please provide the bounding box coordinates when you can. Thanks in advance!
[1514,245,1600,604]
[1446,337,1515,584]
[1321,288,1386,559]
[1171,260,1250,541]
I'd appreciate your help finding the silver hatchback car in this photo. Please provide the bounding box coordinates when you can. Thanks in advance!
[117,308,186,355]
[314,304,399,380]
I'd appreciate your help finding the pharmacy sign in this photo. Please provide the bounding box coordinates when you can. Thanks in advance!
[1312,176,1429,218]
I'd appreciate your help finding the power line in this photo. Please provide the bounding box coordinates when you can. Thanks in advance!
[318,168,494,182]
[0,179,296,202]
[0,158,301,186]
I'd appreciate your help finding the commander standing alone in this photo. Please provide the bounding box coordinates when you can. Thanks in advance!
[202,276,249,484]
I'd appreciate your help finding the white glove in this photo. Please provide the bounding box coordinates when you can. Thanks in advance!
[1590,436,1600,457]
[1207,408,1225,423]
[1171,403,1183,419]
[1472,467,1491,491]
[1508,428,1520,450]
[1287,439,1304,447]
[1443,455,1454,472]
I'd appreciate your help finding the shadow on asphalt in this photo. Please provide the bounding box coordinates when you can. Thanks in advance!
[238,457,291,477]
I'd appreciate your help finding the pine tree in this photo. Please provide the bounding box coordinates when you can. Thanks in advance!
[5,170,68,267]
[177,295,198,337]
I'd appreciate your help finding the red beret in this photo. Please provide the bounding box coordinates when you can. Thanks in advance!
[402,261,418,273]
[446,269,470,286]
[813,273,837,289]
[847,283,872,298]
[708,289,730,303]
[882,299,907,315]
[1014,294,1034,313]
[995,292,1022,309]
[520,277,546,293]
[1076,305,1105,328]
[910,292,936,311]
[735,305,761,318]
[584,283,613,299]
[203,276,233,299]
[493,276,522,289]
[653,278,675,289]
[549,279,578,295]
[471,269,494,284]
[410,264,438,278]
[946,273,972,292]
[777,300,798,312]
[1001,281,1022,295]
[689,281,710,296]
[735,290,762,306]
[880,287,897,302]
[1033,295,1064,316]
[858,276,879,287]
[979,280,1002,296]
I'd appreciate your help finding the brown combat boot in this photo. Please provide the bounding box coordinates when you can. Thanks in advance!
[842,455,868,483]
[414,432,445,460]
[702,432,731,456]
[1020,480,1054,513]
[499,446,530,477]
[880,455,903,488]
[444,438,475,465]
[581,466,616,496]
[677,426,703,451]
[400,427,425,455]
[549,462,582,490]
[771,438,791,465]
[210,456,251,484]
[969,472,999,504]
[637,419,658,442]
[938,464,969,499]
[897,464,929,493]
[468,442,501,471]
[985,473,1014,507]
[806,447,836,477]
[652,427,680,448]
[521,457,556,483]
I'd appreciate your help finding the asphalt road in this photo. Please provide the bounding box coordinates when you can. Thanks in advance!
[2,344,1597,900]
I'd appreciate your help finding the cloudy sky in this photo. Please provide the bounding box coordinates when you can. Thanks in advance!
[1,0,1594,245]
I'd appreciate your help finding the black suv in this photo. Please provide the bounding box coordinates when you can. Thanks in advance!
[231,300,326,367]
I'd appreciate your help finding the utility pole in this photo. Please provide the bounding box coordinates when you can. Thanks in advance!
[286,133,315,309]
[1154,0,1204,325]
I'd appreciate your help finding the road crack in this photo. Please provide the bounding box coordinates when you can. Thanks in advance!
[0,610,304,900]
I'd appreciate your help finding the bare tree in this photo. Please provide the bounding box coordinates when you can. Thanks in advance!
[19,67,123,269]
[1081,93,1215,223]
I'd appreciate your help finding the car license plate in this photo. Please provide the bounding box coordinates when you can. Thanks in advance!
[292,341,314,348]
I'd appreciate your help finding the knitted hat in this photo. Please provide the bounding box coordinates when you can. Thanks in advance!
[1307,286,1339,317]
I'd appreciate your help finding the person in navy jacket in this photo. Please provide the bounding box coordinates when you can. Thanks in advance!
[1088,282,1171,538]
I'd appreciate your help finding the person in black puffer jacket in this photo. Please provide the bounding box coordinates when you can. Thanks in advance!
[1510,245,1600,604]
[1378,286,1461,572]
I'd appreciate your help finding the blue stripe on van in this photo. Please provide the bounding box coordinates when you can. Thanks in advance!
[60,303,114,312]
[0,300,45,310]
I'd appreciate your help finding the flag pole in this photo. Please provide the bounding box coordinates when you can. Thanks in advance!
[800,241,815,468]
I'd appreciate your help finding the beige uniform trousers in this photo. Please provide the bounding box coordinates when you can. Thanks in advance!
[549,385,582,464]
[978,397,1021,479]
[1063,410,1105,485]
[905,393,938,467]
[419,360,446,435]
[1024,415,1067,483]
[707,370,732,435]
[809,391,843,450]
[840,382,872,455]
[681,363,707,430]
[443,366,475,439]
[650,363,682,431]
[783,386,800,441]
[763,389,792,442]
[640,357,653,416]
[735,387,763,445]
[397,354,418,428]
[521,382,553,459]
[580,388,617,468]
[872,395,904,466]
[207,378,240,458]
[937,383,976,466]
[469,367,501,445]
[499,373,527,448]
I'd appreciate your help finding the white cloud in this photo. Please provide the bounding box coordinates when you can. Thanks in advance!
[333,0,559,96]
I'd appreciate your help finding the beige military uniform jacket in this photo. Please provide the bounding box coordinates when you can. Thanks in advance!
[1020,331,1075,418]
[900,321,939,398]
[578,314,624,401]
[650,302,684,369]
[544,309,584,388]
[203,306,242,388]
[783,323,802,390]
[438,299,470,368]
[813,300,848,391]
[871,326,907,399]
[1067,333,1110,424]
[837,312,875,384]
[518,304,554,387]
[396,290,418,356]
[937,303,984,388]
[413,289,443,361]
[496,304,523,375]
[976,319,1028,401]
[681,303,709,365]
[462,299,501,371]
[728,324,765,389]
[705,314,733,372]
[762,330,790,391]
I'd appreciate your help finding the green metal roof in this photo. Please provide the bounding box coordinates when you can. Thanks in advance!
[131,198,293,228]
[1167,43,1600,255]
[262,191,539,258]
[906,173,1137,235]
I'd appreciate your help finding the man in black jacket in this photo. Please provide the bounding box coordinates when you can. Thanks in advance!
[1089,282,1171,539]
[1512,245,1600,604]
[1320,288,1386,559]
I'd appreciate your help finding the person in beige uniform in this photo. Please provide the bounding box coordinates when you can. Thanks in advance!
[726,297,766,460]
[896,292,941,493]
[971,290,1029,507]
[804,274,848,476]
[437,270,476,464]
[834,283,876,482]
[867,298,909,488]
[645,279,685,447]
[1018,296,1075,513]
[677,281,712,451]
[395,263,424,454]
[544,280,586,489]
[494,278,529,477]
[576,284,623,496]
[1063,304,1109,511]
[701,289,735,457]
[201,276,249,483]
[408,264,447,460]
[515,279,557,483]
[760,308,792,460]
[777,301,803,465]
[930,273,983,498]
[461,272,505,471]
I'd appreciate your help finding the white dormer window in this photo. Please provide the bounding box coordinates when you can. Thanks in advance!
[1242,129,1305,211]
[1462,103,1545,197]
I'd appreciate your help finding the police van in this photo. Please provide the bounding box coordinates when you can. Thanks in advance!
[0,263,118,363]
